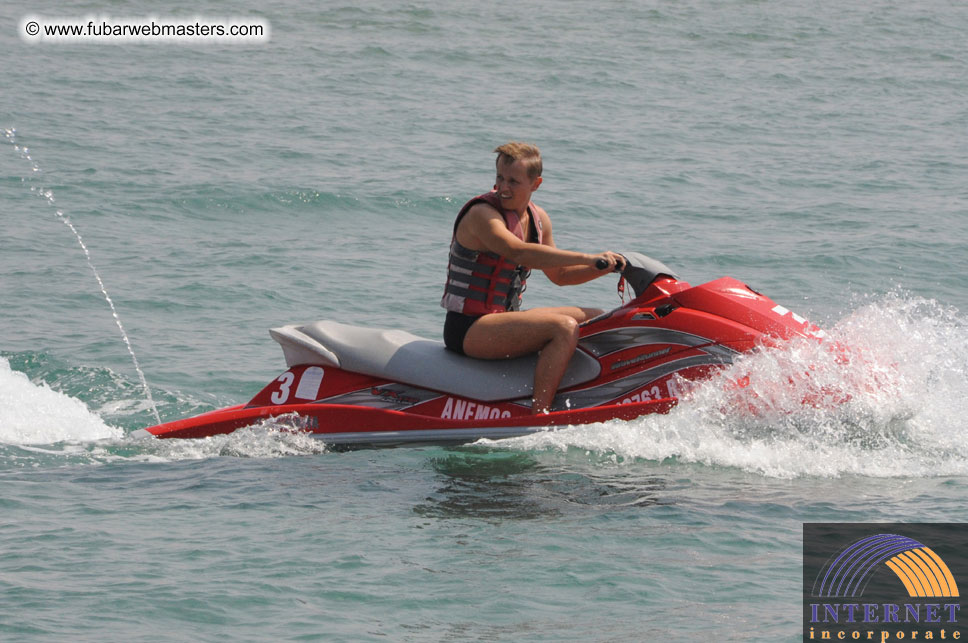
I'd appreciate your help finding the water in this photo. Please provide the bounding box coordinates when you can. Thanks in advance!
[5,128,161,425]
[2,0,967,640]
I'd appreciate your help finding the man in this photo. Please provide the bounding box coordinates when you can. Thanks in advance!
[441,142,625,414]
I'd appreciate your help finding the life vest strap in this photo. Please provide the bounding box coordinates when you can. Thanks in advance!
[444,285,511,309]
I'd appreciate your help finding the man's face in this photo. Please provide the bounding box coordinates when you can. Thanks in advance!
[495,158,540,212]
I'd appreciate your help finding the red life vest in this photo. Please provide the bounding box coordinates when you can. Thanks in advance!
[440,191,543,315]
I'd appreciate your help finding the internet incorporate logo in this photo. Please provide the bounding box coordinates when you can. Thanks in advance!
[803,524,965,642]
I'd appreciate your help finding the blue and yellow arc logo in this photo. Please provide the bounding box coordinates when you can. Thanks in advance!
[815,533,960,599]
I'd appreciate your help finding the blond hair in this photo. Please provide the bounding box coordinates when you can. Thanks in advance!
[494,142,543,180]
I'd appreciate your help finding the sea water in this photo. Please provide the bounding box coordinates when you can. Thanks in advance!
[1,0,967,640]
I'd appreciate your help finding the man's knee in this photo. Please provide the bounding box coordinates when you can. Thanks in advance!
[551,315,580,344]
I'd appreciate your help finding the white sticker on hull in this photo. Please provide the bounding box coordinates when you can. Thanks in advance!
[270,367,325,405]
[771,304,827,338]
[295,366,325,400]
[270,372,295,405]
[441,398,512,420]
[620,385,663,405]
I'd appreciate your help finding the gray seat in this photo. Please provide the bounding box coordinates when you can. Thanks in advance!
[269,320,601,402]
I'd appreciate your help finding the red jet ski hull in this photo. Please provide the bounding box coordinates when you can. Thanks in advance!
[136,256,825,446]
[134,398,678,445]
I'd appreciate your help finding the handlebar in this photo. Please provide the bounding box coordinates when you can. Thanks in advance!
[595,257,625,272]
[593,252,680,299]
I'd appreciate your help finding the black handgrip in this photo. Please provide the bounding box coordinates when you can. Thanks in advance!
[596,257,625,272]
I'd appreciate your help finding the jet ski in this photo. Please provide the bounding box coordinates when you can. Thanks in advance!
[133,253,825,446]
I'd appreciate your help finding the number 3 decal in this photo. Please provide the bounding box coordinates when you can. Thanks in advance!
[270,372,295,404]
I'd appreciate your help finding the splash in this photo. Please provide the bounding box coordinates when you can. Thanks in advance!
[487,293,968,479]
[54,417,330,466]
[135,416,331,460]
[0,357,122,445]
[0,350,327,462]
[0,362,326,464]
[3,127,161,425]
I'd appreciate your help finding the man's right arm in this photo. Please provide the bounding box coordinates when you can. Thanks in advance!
[457,204,598,270]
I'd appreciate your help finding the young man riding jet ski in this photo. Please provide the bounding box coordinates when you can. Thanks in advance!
[139,144,834,443]
[441,142,626,414]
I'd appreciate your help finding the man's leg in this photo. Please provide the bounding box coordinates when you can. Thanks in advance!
[461,307,603,413]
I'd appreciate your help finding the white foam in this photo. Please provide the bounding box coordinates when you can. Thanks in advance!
[4,128,160,425]
[486,293,968,479]
[133,416,330,461]
[0,357,123,444]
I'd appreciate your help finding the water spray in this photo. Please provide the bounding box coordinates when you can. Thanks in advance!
[3,127,162,425]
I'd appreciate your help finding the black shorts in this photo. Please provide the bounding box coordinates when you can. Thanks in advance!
[443,311,482,355]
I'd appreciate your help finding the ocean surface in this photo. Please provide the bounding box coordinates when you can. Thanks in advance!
[2,0,967,640]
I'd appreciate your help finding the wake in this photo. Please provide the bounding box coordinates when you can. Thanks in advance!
[488,292,968,479]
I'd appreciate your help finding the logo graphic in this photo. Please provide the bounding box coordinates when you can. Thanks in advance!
[803,524,966,642]
[814,533,960,599]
